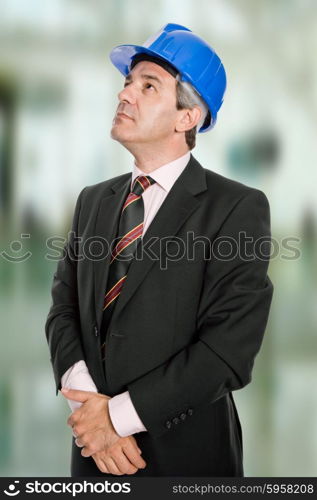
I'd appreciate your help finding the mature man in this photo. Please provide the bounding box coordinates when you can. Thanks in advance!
[45,23,273,477]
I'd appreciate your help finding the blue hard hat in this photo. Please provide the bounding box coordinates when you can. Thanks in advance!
[109,23,227,132]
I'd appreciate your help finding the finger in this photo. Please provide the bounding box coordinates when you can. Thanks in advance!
[127,436,142,454]
[104,456,124,475]
[111,449,138,475]
[93,456,110,474]
[81,446,94,458]
[99,463,110,474]
[67,412,80,428]
[61,388,94,403]
[75,438,84,448]
[99,456,111,474]
[123,442,146,469]
[68,421,79,436]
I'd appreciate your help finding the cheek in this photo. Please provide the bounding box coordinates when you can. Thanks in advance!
[143,107,177,132]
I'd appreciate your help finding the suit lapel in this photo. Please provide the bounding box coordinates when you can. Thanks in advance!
[106,154,208,326]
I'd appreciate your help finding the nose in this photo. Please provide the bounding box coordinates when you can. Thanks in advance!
[118,83,137,104]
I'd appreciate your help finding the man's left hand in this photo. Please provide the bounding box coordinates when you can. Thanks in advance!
[61,388,120,458]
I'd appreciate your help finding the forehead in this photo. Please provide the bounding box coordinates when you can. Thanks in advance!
[128,60,176,84]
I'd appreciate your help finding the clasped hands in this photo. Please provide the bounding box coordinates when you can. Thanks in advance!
[61,388,146,475]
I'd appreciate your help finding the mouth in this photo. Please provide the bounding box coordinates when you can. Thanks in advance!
[116,112,134,121]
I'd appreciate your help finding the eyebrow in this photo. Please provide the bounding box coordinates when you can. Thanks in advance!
[125,73,163,87]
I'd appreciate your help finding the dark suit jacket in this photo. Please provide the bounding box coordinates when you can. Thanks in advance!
[45,154,273,477]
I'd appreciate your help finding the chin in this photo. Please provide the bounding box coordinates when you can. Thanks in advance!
[110,126,123,141]
[111,131,132,147]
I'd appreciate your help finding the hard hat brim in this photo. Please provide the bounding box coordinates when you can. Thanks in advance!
[110,44,177,77]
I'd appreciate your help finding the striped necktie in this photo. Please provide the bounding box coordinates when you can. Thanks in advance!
[100,174,156,359]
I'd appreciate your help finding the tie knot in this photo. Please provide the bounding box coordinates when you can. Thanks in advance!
[131,175,156,196]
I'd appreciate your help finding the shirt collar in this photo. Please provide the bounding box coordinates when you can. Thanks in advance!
[131,151,191,193]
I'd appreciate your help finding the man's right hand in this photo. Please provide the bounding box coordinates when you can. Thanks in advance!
[92,435,146,475]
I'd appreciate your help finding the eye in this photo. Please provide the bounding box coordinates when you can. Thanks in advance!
[144,83,155,90]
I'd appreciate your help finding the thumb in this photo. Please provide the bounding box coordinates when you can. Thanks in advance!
[60,388,95,403]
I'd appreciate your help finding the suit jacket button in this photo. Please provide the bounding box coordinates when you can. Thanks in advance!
[172,417,179,425]
[165,420,172,429]
[180,412,187,421]
[187,408,193,416]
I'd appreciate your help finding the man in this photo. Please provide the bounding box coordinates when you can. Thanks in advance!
[45,23,273,477]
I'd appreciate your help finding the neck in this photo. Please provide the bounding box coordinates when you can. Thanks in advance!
[126,142,190,173]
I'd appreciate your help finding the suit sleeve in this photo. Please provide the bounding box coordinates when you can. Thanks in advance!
[127,189,274,438]
[45,187,86,395]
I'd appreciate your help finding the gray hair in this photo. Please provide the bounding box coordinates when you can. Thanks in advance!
[175,74,208,131]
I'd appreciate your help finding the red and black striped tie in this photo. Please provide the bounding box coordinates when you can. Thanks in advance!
[100,175,156,359]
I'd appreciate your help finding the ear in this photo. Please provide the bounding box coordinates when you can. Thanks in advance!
[175,106,202,133]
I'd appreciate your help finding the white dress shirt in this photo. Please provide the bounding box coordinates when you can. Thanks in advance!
[61,150,190,436]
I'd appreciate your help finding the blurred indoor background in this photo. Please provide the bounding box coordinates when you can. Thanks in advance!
[0,0,316,477]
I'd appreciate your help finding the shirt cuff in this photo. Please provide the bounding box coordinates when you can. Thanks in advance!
[108,391,147,436]
[61,360,97,412]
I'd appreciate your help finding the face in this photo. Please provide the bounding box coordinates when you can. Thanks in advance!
[111,60,180,147]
